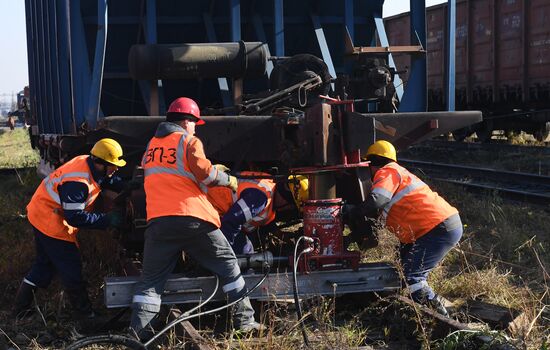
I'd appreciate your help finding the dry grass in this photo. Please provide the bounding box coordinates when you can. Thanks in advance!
[418,179,549,349]
[0,133,548,349]
[0,128,39,168]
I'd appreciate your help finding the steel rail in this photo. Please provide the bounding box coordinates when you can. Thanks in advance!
[0,167,34,175]
[400,159,550,205]
[409,140,550,155]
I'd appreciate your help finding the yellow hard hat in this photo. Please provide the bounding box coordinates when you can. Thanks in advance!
[90,138,126,167]
[288,175,309,209]
[366,140,397,162]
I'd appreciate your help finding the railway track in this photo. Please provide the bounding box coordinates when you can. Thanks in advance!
[409,139,550,155]
[400,159,550,206]
[0,167,34,176]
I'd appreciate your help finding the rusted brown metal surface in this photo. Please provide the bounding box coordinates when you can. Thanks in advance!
[385,0,550,108]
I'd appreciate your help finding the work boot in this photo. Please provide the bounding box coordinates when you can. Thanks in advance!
[66,287,101,332]
[12,280,36,319]
[232,297,264,336]
[237,321,264,334]
[426,295,449,317]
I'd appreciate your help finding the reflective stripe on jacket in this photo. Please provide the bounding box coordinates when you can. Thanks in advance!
[142,126,221,226]
[371,162,458,243]
[26,155,101,242]
[207,171,276,232]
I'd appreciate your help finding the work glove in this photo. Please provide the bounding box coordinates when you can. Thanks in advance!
[123,178,142,191]
[107,210,125,229]
[342,204,378,250]
[214,164,231,173]
[342,204,365,224]
[228,175,238,192]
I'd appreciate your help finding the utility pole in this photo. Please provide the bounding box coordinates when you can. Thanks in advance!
[11,91,17,111]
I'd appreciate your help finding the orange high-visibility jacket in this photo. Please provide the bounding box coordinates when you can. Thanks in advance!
[26,155,101,243]
[142,126,222,226]
[371,162,458,243]
[207,172,276,232]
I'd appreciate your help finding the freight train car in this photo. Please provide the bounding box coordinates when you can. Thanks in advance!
[23,0,481,307]
[386,0,550,142]
[24,0,481,170]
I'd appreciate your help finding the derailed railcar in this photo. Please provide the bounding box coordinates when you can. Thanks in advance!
[23,0,481,306]
[386,0,550,141]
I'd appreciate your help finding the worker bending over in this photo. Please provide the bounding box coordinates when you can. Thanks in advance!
[207,173,309,254]
[130,97,261,338]
[14,139,127,324]
[353,140,462,315]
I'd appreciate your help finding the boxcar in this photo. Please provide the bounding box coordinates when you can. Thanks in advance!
[385,0,550,141]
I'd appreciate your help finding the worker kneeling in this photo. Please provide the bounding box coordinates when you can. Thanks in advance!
[14,138,127,326]
[130,97,261,339]
[207,173,309,255]
[351,140,463,316]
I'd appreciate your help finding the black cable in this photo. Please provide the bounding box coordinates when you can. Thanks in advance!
[144,269,269,347]
[292,236,311,347]
[66,270,269,349]
[65,334,146,350]
[143,276,220,346]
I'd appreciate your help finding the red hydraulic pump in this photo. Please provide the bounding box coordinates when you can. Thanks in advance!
[294,198,361,272]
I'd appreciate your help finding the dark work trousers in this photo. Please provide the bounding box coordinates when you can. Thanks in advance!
[399,214,463,302]
[130,216,256,335]
[25,226,85,291]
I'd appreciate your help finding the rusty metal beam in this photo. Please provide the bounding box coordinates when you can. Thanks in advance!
[347,45,425,55]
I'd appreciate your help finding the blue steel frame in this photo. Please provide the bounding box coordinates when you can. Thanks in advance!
[204,12,232,108]
[273,0,284,57]
[399,0,427,112]
[25,0,456,135]
[445,0,456,111]
[230,0,241,41]
[310,14,337,91]
[137,0,167,115]
[85,0,107,129]
[70,0,92,130]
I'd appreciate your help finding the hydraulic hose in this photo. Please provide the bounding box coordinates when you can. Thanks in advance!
[144,268,269,347]
[144,276,219,346]
[292,236,313,348]
[65,334,146,350]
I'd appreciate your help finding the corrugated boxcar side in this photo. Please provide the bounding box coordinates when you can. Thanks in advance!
[468,0,494,103]
[529,0,550,90]
[384,13,411,84]
[385,0,550,110]
[426,4,445,94]
[454,1,468,104]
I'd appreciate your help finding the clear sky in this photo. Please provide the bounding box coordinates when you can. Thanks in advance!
[0,0,28,100]
[0,0,446,102]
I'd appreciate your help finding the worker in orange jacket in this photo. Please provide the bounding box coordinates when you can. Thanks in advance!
[14,139,127,322]
[351,140,462,315]
[130,97,261,338]
[207,173,309,255]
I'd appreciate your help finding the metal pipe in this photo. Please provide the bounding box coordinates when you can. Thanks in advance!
[310,173,336,200]
[128,42,267,81]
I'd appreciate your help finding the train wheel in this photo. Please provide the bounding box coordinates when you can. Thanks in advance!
[475,128,493,143]
[452,128,471,142]
[534,123,550,142]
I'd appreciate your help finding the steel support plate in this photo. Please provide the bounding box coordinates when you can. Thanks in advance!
[104,263,399,308]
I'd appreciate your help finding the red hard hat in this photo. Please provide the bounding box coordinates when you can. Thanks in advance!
[167,97,204,125]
